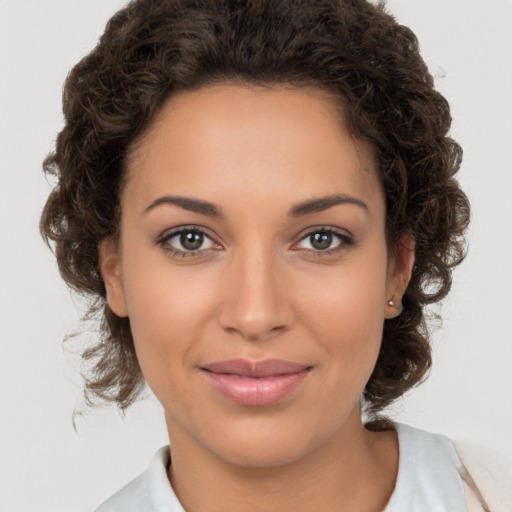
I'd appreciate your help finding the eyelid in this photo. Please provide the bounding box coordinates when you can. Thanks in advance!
[156,224,354,258]
[292,226,354,254]
[156,225,222,256]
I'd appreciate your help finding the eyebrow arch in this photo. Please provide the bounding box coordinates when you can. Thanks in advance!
[144,195,225,218]
[143,193,368,218]
[288,193,368,217]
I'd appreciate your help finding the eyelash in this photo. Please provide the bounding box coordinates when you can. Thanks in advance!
[296,227,354,256]
[156,226,220,259]
[156,225,354,258]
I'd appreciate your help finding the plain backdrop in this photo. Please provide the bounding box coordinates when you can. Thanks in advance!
[1,0,511,510]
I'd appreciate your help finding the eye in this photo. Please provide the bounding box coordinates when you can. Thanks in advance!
[295,228,353,254]
[157,227,219,257]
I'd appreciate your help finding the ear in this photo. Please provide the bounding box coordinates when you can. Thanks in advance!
[98,237,129,318]
[385,233,415,319]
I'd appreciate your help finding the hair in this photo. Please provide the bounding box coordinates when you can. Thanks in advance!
[40,0,470,417]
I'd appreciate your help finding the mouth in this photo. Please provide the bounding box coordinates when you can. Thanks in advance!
[200,359,313,406]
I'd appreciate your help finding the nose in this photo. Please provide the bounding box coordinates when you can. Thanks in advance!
[217,245,294,342]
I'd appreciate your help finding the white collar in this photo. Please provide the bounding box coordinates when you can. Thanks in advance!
[95,422,467,511]
[384,422,466,511]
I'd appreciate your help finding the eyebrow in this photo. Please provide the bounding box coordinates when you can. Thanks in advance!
[143,193,368,218]
[144,195,223,217]
[288,193,368,217]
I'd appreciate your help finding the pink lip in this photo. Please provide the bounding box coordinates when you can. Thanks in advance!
[201,359,312,406]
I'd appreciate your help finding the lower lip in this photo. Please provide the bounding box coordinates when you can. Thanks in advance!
[202,369,311,406]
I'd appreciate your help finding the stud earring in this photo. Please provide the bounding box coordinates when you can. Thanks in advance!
[387,299,404,316]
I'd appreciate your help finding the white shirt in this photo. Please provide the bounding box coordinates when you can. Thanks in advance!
[94,423,476,511]
[383,423,466,511]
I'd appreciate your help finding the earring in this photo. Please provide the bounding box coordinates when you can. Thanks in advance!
[387,299,404,316]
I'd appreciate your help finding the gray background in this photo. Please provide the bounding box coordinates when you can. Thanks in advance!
[1,0,511,510]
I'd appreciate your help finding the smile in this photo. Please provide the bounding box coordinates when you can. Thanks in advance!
[200,359,312,406]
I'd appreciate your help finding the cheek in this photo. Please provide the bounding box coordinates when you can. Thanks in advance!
[302,255,388,339]
[120,253,218,394]
[300,253,389,385]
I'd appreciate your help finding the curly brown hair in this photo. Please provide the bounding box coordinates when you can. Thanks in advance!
[40,0,470,416]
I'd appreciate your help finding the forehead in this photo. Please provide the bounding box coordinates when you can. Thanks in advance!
[124,84,382,215]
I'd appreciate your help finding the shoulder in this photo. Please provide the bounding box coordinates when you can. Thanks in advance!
[386,423,511,512]
[94,468,151,512]
[385,422,467,511]
[392,422,464,478]
[453,438,512,512]
[93,446,184,512]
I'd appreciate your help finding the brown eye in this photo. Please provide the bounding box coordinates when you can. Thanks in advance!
[159,228,217,255]
[310,232,333,250]
[180,231,204,250]
[295,228,353,255]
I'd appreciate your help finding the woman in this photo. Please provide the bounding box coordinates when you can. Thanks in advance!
[39,0,509,510]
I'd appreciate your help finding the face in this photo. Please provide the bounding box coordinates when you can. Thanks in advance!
[100,84,413,468]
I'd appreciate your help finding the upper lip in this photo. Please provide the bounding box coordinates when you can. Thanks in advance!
[201,359,311,378]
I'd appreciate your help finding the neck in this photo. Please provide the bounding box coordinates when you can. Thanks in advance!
[165,409,399,512]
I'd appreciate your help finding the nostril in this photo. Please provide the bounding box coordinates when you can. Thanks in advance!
[217,273,294,341]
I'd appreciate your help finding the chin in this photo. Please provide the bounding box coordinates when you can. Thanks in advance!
[215,438,309,469]
[199,415,327,469]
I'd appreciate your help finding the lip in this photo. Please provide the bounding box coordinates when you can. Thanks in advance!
[200,359,312,406]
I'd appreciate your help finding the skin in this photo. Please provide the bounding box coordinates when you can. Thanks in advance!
[100,84,415,512]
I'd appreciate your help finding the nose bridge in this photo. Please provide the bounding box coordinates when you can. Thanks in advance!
[218,239,292,341]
